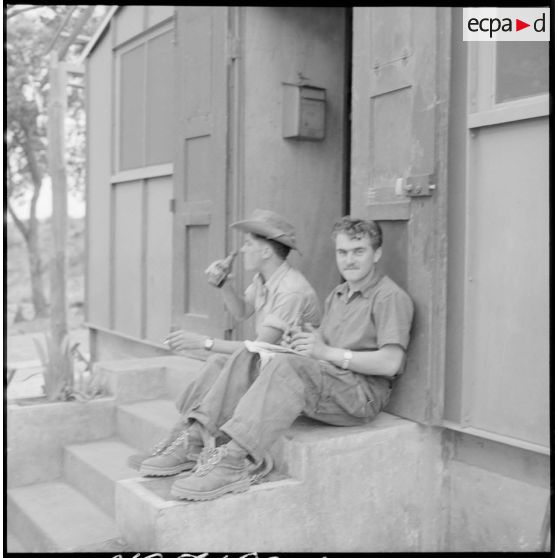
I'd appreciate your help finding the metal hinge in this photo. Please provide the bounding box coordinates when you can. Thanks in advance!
[404,173,436,197]
[169,198,176,213]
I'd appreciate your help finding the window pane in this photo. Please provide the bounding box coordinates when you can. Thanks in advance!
[495,42,549,104]
[120,44,145,170]
[146,31,174,166]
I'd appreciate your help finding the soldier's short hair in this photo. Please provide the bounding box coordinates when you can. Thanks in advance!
[332,216,383,250]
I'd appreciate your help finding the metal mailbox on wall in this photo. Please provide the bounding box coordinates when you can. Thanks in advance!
[282,83,326,140]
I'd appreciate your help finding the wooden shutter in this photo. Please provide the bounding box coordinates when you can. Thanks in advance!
[351,7,451,424]
[172,7,229,336]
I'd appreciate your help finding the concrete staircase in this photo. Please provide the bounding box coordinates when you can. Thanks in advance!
[7,354,435,552]
[7,355,200,553]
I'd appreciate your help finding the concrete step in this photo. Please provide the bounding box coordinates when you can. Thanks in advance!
[8,396,117,489]
[117,398,182,453]
[96,355,203,404]
[7,529,27,552]
[7,481,129,552]
[116,474,304,551]
[64,438,139,517]
[115,413,427,551]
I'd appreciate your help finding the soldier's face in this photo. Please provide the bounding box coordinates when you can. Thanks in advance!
[335,232,381,285]
[241,234,266,271]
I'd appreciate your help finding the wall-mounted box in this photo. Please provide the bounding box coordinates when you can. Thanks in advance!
[282,83,326,141]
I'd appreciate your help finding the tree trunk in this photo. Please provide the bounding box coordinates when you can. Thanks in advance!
[7,198,49,319]
[26,217,49,318]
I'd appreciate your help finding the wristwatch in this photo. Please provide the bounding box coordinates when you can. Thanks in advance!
[204,337,215,351]
[341,350,353,370]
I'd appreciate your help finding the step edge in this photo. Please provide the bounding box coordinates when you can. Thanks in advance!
[64,446,125,517]
[8,481,123,552]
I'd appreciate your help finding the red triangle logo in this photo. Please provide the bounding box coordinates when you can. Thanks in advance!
[516,18,530,31]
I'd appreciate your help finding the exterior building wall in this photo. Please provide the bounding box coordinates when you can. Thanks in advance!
[441,10,550,549]
[442,431,549,551]
[86,22,112,329]
[86,5,174,357]
[444,9,549,448]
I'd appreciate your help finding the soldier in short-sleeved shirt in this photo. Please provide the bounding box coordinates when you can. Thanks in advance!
[134,209,321,475]
[245,261,321,335]
[318,269,414,408]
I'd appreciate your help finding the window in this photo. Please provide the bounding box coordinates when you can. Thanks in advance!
[118,28,174,171]
[467,41,549,129]
[495,42,549,104]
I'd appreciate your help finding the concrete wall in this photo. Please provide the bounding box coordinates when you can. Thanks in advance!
[7,399,116,488]
[441,430,550,551]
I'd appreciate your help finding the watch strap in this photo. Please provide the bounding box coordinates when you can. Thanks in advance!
[341,350,353,370]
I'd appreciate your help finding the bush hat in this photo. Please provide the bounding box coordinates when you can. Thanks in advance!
[230,209,300,252]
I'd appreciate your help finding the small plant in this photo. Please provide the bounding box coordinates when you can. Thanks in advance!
[33,332,74,401]
[70,342,109,401]
[32,334,109,402]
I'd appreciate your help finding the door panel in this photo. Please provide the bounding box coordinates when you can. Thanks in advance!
[465,119,549,445]
[172,7,228,336]
[352,7,451,424]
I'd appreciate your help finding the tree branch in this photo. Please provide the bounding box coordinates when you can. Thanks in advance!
[57,5,95,60]
[7,162,30,240]
[6,5,42,19]
[20,121,44,192]
[44,5,76,55]
[12,120,44,220]
[7,200,30,242]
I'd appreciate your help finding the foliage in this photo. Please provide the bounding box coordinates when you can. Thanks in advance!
[6,6,93,207]
[32,331,73,401]
[6,6,108,318]
[71,341,110,402]
[32,333,109,402]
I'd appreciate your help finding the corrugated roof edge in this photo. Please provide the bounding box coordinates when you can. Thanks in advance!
[78,5,120,63]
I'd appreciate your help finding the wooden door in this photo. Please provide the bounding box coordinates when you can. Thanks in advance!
[171,7,229,336]
[351,7,451,424]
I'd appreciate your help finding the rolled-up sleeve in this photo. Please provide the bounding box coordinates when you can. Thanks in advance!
[374,292,414,349]
[259,291,307,333]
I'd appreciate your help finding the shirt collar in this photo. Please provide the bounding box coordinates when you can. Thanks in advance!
[334,269,384,301]
[255,261,291,292]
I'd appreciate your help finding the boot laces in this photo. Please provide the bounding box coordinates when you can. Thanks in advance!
[194,445,227,477]
[193,445,274,483]
[160,431,188,456]
[148,430,187,457]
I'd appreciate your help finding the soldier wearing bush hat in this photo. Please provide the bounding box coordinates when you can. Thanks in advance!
[134,208,320,476]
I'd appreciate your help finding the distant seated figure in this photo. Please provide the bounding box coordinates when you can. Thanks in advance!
[129,209,321,474]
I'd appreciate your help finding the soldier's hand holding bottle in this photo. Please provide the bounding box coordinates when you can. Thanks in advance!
[205,251,237,288]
